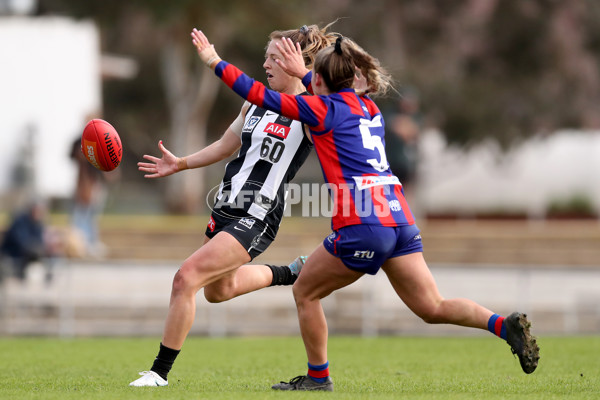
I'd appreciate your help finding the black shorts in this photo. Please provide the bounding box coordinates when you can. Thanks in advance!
[205,211,277,260]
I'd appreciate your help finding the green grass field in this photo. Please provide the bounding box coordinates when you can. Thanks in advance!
[1,336,598,399]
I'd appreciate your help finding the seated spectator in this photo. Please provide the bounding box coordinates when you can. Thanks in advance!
[0,199,59,283]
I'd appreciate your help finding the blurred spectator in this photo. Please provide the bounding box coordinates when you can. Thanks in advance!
[385,88,422,194]
[70,137,110,258]
[0,198,61,283]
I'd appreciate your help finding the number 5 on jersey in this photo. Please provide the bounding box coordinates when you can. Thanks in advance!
[359,115,389,172]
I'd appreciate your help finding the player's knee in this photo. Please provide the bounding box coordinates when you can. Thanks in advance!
[172,263,204,295]
[292,284,316,308]
[420,312,442,324]
[292,284,304,305]
[171,270,189,295]
[417,304,445,324]
[203,286,232,303]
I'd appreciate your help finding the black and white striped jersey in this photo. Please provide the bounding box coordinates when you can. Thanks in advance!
[211,102,313,226]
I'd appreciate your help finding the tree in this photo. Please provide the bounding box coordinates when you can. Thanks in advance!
[38,0,305,213]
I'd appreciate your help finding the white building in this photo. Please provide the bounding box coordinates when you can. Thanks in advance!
[0,16,101,205]
[418,129,600,217]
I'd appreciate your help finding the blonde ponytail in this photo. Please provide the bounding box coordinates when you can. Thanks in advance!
[314,36,393,97]
[269,21,340,69]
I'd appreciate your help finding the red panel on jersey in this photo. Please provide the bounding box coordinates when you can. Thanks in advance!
[280,94,300,121]
[247,82,265,108]
[300,96,329,132]
[362,96,381,117]
[340,91,364,116]
[370,183,398,227]
[313,131,362,230]
[394,185,415,225]
[221,64,243,88]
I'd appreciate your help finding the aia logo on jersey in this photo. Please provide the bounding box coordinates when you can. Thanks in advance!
[264,122,290,139]
[207,216,216,232]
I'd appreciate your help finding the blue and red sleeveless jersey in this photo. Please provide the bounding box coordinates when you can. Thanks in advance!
[215,61,415,230]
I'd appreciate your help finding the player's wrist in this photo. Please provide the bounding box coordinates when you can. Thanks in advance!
[294,67,310,79]
[176,157,188,171]
[206,56,221,69]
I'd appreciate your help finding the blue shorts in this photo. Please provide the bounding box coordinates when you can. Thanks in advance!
[322,224,423,275]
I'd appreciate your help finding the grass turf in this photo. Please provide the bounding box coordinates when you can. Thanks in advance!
[0,336,598,399]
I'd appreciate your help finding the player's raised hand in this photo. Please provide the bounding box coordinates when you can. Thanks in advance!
[275,38,310,79]
[191,28,220,67]
[138,140,180,178]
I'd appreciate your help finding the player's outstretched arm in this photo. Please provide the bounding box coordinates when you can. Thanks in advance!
[138,140,181,178]
[191,27,325,129]
[138,128,242,179]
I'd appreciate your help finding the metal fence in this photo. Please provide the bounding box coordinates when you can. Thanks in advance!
[1,259,599,337]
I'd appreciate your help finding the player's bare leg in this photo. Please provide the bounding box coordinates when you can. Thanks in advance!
[161,231,251,349]
[382,252,539,373]
[203,264,274,303]
[130,232,251,387]
[381,252,493,328]
[272,245,361,391]
[204,256,307,303]
[292,246,362,364]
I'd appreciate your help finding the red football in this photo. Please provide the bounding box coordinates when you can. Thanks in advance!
[81,119,122,171]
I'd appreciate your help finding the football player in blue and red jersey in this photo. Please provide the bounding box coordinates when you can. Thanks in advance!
[192,28,540,391]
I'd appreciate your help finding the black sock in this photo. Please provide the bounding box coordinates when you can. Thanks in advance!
[267,264,297,286]
[150,343,180,381]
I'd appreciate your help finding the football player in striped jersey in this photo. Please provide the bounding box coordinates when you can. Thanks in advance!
[192,29,539,391]
[130,24,338,387]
